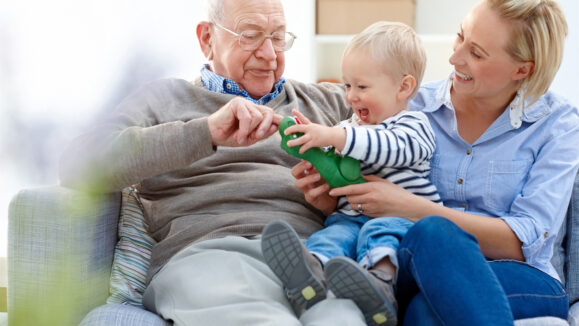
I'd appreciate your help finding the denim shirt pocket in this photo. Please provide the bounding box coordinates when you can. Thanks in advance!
[485,160,533,212]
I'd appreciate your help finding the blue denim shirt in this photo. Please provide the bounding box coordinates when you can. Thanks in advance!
[200,64,285,105]
[409,76,579,280]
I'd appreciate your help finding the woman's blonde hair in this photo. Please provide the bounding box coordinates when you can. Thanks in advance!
[485,0,568,104]
[343,21,427,98]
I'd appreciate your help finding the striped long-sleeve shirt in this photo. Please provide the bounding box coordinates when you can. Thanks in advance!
[335,110,442,216]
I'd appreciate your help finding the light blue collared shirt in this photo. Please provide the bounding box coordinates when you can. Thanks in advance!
[409,76,579,280]
[200,64,285,105]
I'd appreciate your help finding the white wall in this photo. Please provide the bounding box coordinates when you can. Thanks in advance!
[0,0,207,258]
[281,0,316,82]
[415,0,478,34]
[551,0,579,106]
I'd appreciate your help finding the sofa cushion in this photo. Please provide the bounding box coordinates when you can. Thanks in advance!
[106,188,155,307]
[566,172,579,305]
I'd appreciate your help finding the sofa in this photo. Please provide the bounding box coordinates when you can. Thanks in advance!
[7,170,579,325]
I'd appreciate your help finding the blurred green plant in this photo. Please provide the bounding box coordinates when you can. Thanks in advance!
[8,186,118,326]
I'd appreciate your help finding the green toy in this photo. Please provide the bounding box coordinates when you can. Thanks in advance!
[279,116,366,188]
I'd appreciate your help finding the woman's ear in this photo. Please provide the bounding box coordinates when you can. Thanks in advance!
[197,21,214,60]
[397,75,417,101]
[513,61,534,81]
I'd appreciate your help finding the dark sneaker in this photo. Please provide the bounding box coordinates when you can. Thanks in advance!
[325,257,397,326]
[261,220,327,311]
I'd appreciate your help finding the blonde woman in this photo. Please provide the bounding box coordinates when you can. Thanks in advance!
[294,0,579,324]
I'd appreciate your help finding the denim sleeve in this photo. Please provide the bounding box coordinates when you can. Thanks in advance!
[501,123,579,279]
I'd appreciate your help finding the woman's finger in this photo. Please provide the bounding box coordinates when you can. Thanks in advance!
[305,182,331,201]
[291,160,313,179]
[329,182,370,197]
[295,172,323,191]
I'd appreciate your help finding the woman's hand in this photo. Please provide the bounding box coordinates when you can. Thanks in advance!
[292,160,337,216]
[330,175,425,220]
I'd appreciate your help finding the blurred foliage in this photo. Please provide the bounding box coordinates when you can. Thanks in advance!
[8,188,116,326]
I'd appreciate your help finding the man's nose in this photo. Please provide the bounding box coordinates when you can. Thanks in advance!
[255,38,277,60]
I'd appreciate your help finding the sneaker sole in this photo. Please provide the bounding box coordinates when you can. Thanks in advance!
[325,257,397,326]
[261,220,326,309]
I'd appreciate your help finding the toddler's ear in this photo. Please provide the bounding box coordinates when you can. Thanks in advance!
[397,75,417,101]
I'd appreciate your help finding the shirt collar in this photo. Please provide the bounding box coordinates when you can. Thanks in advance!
[200,64,285,105]
[426,72,551,128]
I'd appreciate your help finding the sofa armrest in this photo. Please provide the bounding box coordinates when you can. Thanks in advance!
[566,170,579,305]
[8,185,121,326]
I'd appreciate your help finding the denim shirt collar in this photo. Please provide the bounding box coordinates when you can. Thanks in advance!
[200,64,285,105]
[426,72,551,128]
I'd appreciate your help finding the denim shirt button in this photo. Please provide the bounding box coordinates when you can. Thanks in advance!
[544,232,549,238]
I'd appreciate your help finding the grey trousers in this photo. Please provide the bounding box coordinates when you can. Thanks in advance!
[143,236,366,326]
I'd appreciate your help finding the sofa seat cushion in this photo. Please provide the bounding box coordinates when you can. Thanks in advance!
[80,304,171,326]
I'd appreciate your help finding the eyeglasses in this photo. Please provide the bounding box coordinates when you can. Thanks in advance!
[213,22,296,52]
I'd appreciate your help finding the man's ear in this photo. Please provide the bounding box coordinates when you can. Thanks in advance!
[197,21,214,60]
[397,75,417,101]
[513,61,534,81]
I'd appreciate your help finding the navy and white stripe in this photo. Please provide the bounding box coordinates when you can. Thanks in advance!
[336,110,442,216]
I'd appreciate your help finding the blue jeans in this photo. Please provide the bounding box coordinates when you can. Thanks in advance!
[306,213,414,266]
[397,216,569,325]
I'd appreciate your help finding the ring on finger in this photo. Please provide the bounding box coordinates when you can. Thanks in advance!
[357,203,363,213]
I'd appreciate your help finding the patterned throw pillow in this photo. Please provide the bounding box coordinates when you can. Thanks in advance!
[106,187,155,307]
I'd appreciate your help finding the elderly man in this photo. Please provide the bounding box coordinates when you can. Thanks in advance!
[60,0,365,324]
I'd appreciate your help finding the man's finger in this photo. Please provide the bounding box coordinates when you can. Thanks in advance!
[256,107,274,138]
[236,102,263,144]
[271,113,284,125]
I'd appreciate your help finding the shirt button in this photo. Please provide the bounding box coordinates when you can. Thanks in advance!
[544,232,549,238]
[466,149,472,155]
[226,83,232,89]
[458,178,464,185]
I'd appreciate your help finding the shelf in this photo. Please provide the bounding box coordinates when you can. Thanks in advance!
[314,34,456,83]
[315,34,354,44]
[316,33,455,43]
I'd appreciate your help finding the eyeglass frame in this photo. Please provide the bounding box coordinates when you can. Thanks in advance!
[212,22,297,52]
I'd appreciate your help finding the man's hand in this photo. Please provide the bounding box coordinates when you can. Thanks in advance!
[207,97,282,147]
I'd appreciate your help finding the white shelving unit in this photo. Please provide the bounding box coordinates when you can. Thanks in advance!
[314,33,455,84]
[283,0,473,84]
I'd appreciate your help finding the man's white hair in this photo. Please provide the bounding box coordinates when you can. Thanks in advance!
[205,0,225,23]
